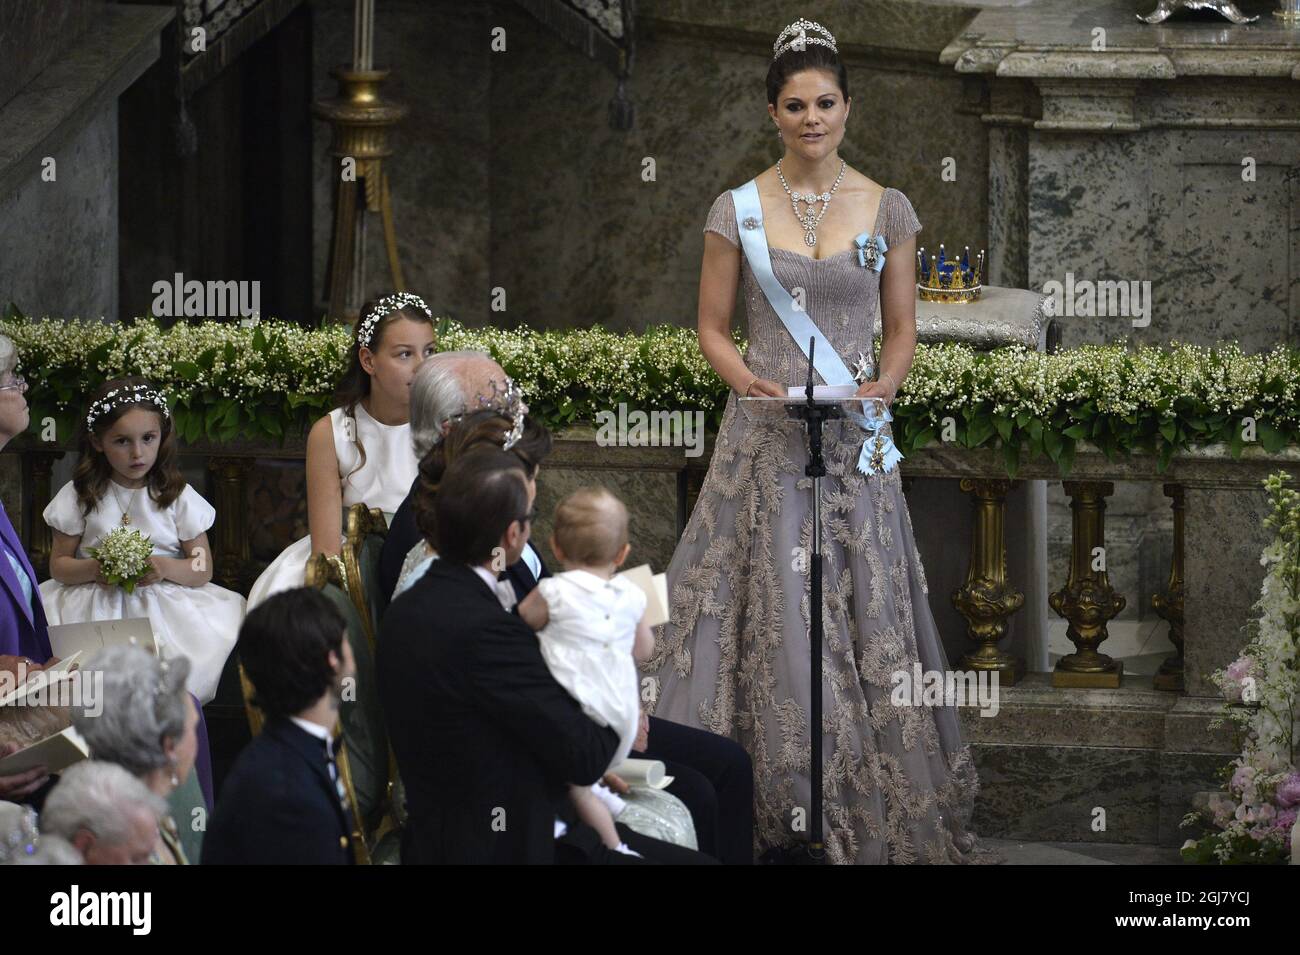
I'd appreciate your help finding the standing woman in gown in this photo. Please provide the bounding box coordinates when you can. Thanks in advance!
[643,18,996,864]
[247,293,436,608]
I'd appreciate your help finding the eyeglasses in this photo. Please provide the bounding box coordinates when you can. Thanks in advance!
[0,374,25,392]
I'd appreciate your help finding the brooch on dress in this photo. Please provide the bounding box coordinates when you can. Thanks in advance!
[854,232,888,272]
[742,216,761,230]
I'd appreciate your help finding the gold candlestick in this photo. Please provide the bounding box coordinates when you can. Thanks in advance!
[313,67,408,322]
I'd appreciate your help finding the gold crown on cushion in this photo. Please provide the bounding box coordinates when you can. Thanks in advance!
[917,243,985,303]
[773,18,837,61]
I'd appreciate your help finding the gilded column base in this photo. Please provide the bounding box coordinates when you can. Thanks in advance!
[960,645,1024,685]
[1052,655,1124,688]
[1151,483,1185,692]
[954,477,1025,685]
[1152,655,1183,692]
[208,456,253,594]
[954,581,1025,685]
[1050,480,1125,689]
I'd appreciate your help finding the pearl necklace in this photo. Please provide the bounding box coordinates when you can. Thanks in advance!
[776,157,847,248]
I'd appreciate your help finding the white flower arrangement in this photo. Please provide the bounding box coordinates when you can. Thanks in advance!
[1181,470,1300,864]
[1,314,1297,475]
[87,526,155,595]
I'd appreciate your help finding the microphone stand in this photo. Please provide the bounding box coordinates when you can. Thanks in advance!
[779,335,842,865]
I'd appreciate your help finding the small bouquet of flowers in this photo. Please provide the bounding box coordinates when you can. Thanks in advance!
[88,526,155,595]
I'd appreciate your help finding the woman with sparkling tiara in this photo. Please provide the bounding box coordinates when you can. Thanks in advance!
[643,18,999,864]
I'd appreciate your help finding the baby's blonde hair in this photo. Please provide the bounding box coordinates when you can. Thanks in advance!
[553,486,628,567]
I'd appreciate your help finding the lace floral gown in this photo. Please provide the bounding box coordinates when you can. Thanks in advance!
[643,186,995,864]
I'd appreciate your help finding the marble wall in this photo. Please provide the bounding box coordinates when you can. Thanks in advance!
[946,0,1300,640]
[0,0,94,109]
[0,110,118,320]
[310,0,492,323]
[310,0,988,332]
[0,0,122,321]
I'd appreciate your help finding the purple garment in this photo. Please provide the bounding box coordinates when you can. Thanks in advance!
[0,497,52,662]
[0,496,215,808]
[190,692,214,809]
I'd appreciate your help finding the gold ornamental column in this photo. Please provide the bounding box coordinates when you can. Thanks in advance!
[1151,483,1185,692]
[208,457,253,593]
[1049,480,1126,687]
[952,477,1025,684]
[313,68,408,322]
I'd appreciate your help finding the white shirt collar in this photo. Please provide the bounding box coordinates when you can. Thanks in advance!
[473,564,518,611]
[289,715,333,744]
[471,564,499,592]
[558,568,619,593]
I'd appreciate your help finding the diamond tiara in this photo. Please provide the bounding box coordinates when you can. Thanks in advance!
[357,292,433,350]
[439,376,529,451]
[773,18,837,61]
[86,384,171,431]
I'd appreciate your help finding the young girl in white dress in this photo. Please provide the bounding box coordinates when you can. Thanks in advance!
[527,486,654,856]
[247,292,436,609]
[39,378,243,704]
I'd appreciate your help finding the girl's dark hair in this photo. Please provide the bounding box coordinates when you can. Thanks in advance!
[75,376,185,518]
[413,410,552,549]
[765,43,849,108]
[332,295,437,482]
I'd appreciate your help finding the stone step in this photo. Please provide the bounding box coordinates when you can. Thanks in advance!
[981,837,1183,865]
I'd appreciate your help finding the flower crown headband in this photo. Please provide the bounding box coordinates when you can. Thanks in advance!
[773,17,837,61]
[357,292,433,350]
[440,376,529,452]
[86,384,171,431]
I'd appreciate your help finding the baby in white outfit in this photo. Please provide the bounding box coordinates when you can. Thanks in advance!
[529,486,654,855]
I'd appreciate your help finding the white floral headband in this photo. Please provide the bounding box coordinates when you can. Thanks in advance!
[86,384,171,431]
[440,376,529,451]
[357,292,433,350]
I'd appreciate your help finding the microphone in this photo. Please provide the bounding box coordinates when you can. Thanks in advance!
[805,336,816,406]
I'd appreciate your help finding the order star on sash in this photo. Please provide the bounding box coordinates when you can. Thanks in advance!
[851,351,873,384]
[869,434,887,472]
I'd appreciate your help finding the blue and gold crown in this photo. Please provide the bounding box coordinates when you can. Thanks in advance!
[917,243,984,303]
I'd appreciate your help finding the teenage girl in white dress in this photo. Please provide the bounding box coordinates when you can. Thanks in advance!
[246,292,437,609]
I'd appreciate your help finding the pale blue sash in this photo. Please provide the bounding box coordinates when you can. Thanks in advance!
[730,178,903,475]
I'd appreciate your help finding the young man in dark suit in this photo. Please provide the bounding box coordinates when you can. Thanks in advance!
[380,447,714,864]
[202,589,358,865]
